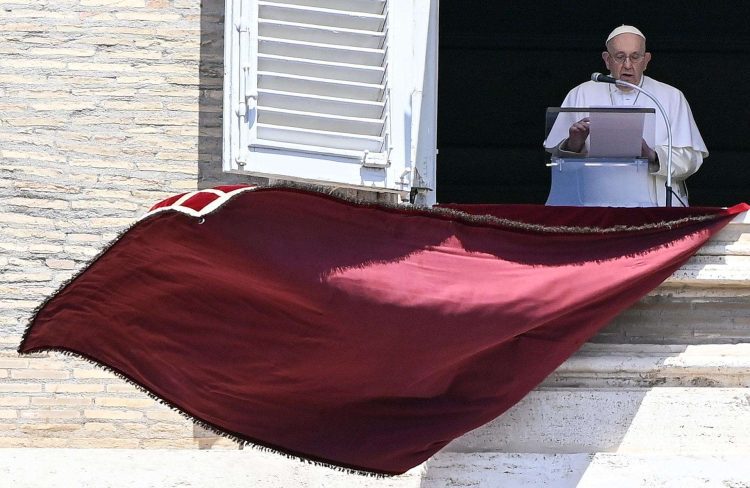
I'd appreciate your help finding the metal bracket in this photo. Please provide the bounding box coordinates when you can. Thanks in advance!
[411,166,433,192]
[409,187,432,205]
[361,150,390,169]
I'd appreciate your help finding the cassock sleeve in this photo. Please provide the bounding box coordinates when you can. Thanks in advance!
[651,146,704,180]
[650,86,707,180]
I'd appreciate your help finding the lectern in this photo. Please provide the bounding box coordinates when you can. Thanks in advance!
[544,107,657,207]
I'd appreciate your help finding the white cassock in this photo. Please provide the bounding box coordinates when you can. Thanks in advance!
[544,75,708,207]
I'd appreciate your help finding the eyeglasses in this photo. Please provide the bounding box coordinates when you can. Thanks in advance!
[608,52,646,64]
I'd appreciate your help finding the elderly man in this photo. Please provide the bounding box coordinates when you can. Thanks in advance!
[544,25,707,206]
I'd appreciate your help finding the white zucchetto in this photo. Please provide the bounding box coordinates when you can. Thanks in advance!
[606,25,646,45]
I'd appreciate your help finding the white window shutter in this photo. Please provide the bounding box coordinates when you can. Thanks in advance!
[223,0,438,202]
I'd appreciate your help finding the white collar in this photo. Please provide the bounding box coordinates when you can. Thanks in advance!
[609,76,645,95]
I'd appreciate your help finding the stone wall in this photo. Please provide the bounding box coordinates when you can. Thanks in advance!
[0,0,251,448]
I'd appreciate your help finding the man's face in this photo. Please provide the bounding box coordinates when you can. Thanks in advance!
[602,33,652,86]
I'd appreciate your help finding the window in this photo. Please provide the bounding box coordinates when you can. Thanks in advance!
[223,0,438,204]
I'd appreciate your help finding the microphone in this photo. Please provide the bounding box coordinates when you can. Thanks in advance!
[591,72,617,84]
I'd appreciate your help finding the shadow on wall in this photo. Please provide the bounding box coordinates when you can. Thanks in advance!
[192,424,237,450]
[198,0,268,189]
[418,341,694,486]
[417,388,652,487]
[191,0,258,449]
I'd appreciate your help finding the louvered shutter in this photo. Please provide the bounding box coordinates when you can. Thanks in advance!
[223,0,437,202]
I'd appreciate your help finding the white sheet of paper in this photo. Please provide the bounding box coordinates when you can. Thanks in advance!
[587,109,645,158]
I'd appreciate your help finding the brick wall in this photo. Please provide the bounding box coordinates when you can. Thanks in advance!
[0,0,250,449]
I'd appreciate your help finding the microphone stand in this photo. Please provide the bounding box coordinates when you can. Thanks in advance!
[592,75,674,207]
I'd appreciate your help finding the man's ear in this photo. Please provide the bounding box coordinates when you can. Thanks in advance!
[643,52,652,71]
[602,51,611,71]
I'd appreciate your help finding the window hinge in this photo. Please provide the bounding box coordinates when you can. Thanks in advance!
[235,18,251,33]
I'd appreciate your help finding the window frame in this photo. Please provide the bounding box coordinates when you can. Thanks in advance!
[222,0,438,204]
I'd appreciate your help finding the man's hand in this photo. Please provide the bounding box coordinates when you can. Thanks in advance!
[641,139,659,171]
[562,117,590,153]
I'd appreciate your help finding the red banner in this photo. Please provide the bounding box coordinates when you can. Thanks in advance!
[19,186,748,475]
